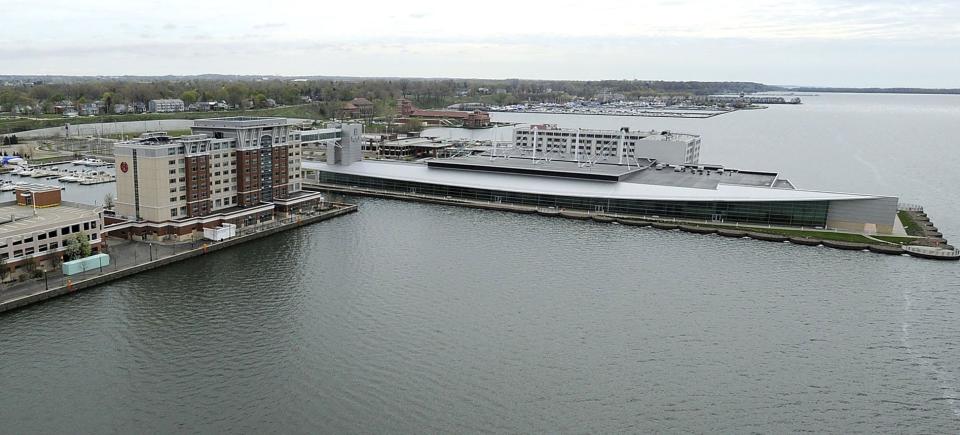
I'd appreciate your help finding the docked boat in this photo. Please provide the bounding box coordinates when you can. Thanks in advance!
[1,181,24,191]
[73,157,110,167]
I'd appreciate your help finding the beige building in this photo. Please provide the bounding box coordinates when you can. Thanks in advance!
[111,117,323,240]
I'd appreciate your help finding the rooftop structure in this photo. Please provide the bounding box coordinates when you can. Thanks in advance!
[426,157,652,181]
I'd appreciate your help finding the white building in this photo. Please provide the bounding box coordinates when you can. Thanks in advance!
[513,125,701,165]
[148,99,185,113]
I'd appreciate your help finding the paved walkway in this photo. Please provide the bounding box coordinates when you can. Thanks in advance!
[0,206,354,309]
[0,238,194,302]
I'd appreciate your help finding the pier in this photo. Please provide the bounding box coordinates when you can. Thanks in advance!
[0,203,358,314]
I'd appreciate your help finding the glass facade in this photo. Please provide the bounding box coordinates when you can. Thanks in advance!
[316,171,830,227]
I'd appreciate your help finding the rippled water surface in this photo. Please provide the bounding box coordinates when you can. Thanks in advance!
[2,94,960,432]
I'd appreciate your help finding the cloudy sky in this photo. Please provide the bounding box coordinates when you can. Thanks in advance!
[3,0,959,87]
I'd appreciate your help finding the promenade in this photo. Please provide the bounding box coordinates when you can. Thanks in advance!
[0,204,358,314]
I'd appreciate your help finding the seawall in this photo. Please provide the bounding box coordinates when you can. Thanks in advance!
[0,204,358,314]
[304,182,955,261]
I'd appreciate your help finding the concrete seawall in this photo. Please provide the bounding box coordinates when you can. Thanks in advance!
[305,182,950,261]
[0,205,358,314]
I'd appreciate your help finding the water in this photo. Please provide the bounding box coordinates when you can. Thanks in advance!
[2,94,960,432]
[0,162,116,205]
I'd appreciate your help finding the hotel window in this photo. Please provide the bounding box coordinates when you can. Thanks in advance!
[171,208,178,217]
[48,230,56,238]
[13,250,23,258]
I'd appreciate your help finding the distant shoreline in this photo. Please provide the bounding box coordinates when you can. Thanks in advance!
[778,87,960,96]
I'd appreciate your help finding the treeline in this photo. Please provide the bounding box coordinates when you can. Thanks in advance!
[0,77,774,114]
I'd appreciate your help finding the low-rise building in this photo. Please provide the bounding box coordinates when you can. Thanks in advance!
[513,125,701,165]
[148,99,185,113]
[0,185,104,280]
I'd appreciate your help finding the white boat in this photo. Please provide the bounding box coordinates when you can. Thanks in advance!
[30,170,49,178]
[58,174,80,182]
[17,169,35,177]
[1,181,24,191]
[74,157,110,167]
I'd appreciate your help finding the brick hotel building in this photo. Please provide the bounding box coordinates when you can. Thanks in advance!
[112,117,333,240]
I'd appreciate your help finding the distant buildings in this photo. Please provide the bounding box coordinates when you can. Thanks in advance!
[339,97,375,119]
[186,101,230,112]
[0,185,104,280]
[148,99,185,113]
[398,98,491,128]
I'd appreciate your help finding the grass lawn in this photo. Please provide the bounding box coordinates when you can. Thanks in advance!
[897,210,926,236]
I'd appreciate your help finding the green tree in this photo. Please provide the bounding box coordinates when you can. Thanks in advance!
[101,92,114,109]
[224,84,248,108]
[103,193,114,209]
[181,90,199,105]
[253,93,267,108]
[65,233,92,261]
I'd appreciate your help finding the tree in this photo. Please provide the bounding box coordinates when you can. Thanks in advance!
[101,92,114,109]
[65,233,92,261]
[9,135,17,145]
[253,93,267,108]
[181,90,199,105]
[104,193,114,209]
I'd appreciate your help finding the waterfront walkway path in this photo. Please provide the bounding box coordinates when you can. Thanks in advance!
[0,204,358,314]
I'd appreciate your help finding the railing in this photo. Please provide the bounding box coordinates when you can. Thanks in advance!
[898,202,924,212]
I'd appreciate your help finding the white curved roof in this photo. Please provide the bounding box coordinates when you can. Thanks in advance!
[303,160,889,202]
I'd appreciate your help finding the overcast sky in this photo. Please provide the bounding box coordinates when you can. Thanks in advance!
[3,0,959,87]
